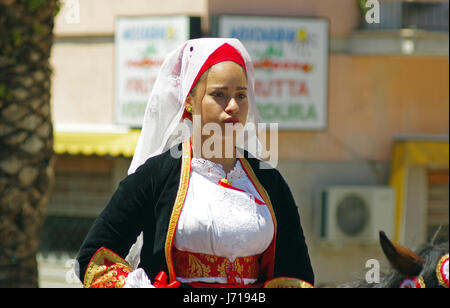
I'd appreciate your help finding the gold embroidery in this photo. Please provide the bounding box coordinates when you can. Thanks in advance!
[188,253,211,277]
[237,154,277,232]
[436,253,449,288]
[243,256,253,263]
[264,277,314,288]
[165,140,192,282]
[238,154,277,279]
[173,248,260,281]
[83,247,132,288]
[217,258,229,277]
[205,254,218,263]
[234,258,244,275]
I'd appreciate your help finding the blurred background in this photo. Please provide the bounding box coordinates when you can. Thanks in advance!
[0,0,448,288]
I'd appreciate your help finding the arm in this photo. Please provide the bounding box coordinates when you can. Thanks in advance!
[76,164,154,287]
[272,171,315,285]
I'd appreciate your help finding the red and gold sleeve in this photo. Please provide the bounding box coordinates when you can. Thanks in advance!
[83,247,132,288]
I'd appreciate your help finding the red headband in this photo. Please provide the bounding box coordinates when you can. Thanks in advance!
[182,43,247,120]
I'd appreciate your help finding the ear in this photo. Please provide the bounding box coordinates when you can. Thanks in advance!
[181,95,193,120]
[379,231,424,276]
[184,94,192,109]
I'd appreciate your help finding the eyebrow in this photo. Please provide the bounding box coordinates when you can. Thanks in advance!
[209,86,247,90]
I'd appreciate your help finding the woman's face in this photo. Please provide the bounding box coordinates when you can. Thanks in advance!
[187,61,248,140]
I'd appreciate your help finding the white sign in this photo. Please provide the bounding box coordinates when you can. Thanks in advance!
[115,16,191,127]
[217,16,329,130]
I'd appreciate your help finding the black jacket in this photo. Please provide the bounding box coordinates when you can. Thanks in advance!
[76,143,314,285]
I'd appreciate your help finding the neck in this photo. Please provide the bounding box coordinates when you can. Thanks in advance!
[208,156,237,175]
[191,135,238,175]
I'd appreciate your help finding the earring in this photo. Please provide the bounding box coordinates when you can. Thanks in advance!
[187,106,192,112]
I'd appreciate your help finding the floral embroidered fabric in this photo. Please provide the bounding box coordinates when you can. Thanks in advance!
[84,247,132,288]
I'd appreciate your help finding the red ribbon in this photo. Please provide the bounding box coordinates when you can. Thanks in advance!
[227,264,245,287]
[218,180,266,205]
[153,271,180,288]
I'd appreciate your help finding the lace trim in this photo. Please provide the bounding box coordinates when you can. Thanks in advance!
[191,157,247,183]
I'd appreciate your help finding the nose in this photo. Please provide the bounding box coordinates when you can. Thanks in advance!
[225,97,239,115]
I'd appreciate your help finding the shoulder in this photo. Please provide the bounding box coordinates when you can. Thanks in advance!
[241,152,298,218]
[122,144,182,188]
[240,149,284,187]
[134,144,182,173]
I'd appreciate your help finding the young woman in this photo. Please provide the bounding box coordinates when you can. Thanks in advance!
[76,38,314,288]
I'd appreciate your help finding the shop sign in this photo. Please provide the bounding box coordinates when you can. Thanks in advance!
[115,16,198,127]
[215,16,329,130]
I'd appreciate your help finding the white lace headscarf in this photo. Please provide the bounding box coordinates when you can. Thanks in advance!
[128,37,261,175]
[125,38,262,268]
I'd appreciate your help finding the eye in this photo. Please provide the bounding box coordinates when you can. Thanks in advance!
[237,93,247,99]
[212,91,225,98]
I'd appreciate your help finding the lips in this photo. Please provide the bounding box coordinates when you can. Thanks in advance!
[223,118,240,124]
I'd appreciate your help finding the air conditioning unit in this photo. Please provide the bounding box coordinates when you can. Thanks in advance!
[316,186,396,244]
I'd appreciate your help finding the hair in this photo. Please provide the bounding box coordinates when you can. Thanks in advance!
[189,69,209,98]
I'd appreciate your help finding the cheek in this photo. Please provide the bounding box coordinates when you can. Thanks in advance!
[240,101,249,121]
[200,97,222,122]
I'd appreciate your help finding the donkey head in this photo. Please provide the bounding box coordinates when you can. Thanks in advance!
[379,231,449,288]
[379,231,425,277]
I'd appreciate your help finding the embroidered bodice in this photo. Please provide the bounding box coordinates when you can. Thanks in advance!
[173,156,275,284]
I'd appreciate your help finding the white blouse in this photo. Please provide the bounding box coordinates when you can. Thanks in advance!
[173,157,275,284]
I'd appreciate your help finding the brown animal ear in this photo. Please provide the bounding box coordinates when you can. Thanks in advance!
[379,231,425,276]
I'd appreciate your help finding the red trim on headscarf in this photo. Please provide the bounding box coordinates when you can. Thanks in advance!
[182,43,247,120]
[182,109,191,120]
